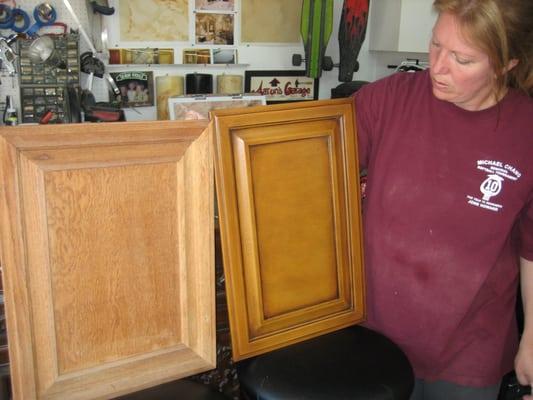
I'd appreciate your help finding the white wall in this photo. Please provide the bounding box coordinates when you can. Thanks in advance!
[0,0,432,122]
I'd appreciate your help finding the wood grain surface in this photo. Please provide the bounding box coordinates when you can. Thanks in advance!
[0,120,215,399]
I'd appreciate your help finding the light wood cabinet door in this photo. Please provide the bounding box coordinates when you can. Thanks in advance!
[212,98,365,360]
[0,120,215,399]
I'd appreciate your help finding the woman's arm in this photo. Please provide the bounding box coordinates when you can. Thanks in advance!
[515,257,533,398]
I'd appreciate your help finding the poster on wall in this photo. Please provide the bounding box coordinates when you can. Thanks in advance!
[195,0,235,11]
[241,0,302,43]
[244,70,318,104]
[119,0,189,41]
[195,13,234,45]
[112,71,155,107]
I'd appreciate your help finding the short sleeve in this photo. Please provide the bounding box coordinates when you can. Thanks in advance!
[519,192,533,261]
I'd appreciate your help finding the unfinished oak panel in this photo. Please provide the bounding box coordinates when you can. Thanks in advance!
[212,98,365,360]
[0,120,215,400]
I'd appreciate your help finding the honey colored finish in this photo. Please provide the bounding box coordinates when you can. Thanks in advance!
[249,134,338,319]
[0,121,215,399]
[212,98,365,360]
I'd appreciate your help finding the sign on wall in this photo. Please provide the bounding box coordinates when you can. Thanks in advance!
[245,70,318,104]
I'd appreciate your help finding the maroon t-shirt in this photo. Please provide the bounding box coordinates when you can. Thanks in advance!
[354,70,533,386]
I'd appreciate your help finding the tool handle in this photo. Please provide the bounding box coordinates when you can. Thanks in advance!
[90,1,115,16]
[504,375,532,400]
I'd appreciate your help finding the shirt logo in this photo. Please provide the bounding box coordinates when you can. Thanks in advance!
[466,160,521,212]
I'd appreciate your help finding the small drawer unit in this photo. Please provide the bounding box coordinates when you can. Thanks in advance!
[17,34,80,123]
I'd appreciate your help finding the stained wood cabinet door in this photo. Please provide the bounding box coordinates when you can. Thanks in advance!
[0,120,216,399]
[212,98,365,360]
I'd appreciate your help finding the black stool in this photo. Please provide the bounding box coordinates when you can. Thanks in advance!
[331,81,370,98]
[0,365,10,400]
[237,325,414,400]
[113,379,229,400]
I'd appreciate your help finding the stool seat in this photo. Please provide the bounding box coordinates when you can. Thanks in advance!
[331,81,369,98]
[114,379,228,400]
[237,325,414,400]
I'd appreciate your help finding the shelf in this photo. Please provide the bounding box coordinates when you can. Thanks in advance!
[105,63,250,69]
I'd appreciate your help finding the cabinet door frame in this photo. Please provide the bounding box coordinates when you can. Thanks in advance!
[0,120,216,400]
[212,98,366,360]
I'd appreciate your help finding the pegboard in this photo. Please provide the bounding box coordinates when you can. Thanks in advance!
[0,0,94,122]
[2,0,93,50]
[18,33,80,123]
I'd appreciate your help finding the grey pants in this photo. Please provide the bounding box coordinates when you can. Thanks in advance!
[409,379,501,400]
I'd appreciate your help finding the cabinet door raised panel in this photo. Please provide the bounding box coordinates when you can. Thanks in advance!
[212,98,365,360]
[0,121,215,399]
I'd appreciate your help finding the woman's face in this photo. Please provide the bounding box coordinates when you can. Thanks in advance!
[429,12,497,111]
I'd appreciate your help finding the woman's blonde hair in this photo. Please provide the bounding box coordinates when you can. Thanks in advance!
[433,0,533,97]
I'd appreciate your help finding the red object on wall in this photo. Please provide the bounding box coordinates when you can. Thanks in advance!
[338,0,370,82]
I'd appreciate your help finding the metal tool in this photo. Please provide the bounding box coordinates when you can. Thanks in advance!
[9,8,31,32]
[0,35,18,75]
[61,0,120,97]
[0,4,14,29]
[27,3,57,36]
[0,3,56,36]
[85,0,114,52]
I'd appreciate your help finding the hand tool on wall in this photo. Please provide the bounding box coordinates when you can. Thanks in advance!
[85,0,114,52]
[338,0,369,82]
[78,51,123,121]
[62,0,120,99]
[0,3,57,36]
[0,2,58,77]
[0,34,17,75]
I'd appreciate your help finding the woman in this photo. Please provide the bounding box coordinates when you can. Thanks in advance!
[353,0,533,399]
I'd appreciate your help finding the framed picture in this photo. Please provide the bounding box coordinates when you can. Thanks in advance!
[195,13,234,45]
[111,71,154,107]
[118,0,189,42]
[109,48,174,65]
[244,70,318,104]
[195,0,235,11]
[168,94,266,121]
[182,48,211,64]
[212,48,237,64]
[241,0,302,43]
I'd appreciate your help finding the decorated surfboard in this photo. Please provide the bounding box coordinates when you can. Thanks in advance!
[338,0,370,82]
[299,0,334,79]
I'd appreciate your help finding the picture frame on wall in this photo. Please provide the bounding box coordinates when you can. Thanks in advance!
[244,70,319,104]
[240,0,302,43]
[111,71,154,107]
[195,13,235,45]
[195,0,235,11]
